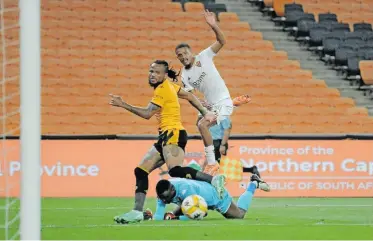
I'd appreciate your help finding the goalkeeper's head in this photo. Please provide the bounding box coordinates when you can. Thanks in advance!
[156,179,176,204]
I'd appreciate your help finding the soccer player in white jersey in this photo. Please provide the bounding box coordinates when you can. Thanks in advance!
[175,10,242,176]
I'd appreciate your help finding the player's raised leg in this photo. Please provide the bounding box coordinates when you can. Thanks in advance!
[223,174,270,219]
[243,165,261,178]
[114,146,165,224]
[197,117,220,174]
[161,131,226,199]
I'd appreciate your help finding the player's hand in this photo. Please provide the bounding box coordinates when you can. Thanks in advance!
[219,145,227,156]
[143,209,153,221]
[109,94,125,108]
[203,9,217,27]
[164,212,178,220]
[200,99,212,110]
[203,111,217,123]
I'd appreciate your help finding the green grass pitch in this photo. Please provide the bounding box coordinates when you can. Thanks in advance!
[1,197,372,240]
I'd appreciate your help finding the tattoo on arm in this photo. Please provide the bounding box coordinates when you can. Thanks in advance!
[122,102,160,120]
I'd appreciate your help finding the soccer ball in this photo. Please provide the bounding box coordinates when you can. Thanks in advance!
[181,195,208,220]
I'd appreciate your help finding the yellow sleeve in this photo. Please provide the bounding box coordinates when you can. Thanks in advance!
[171,83,181,93]
[151,87,165,108]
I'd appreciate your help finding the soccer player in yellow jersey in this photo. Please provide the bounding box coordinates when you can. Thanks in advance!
[109,60,226,224]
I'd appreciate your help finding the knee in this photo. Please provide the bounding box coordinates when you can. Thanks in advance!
[197,118,209,129]
[236,208,247,219]
[226,213,245,220]
[134,167,149,194]
[237,212,246,219]
[134,167,149,179]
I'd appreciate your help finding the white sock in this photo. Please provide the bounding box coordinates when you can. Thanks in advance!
[205,145,216,165]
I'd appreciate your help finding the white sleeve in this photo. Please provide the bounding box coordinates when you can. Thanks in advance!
[199,47,216,60]
[181,72,194,92]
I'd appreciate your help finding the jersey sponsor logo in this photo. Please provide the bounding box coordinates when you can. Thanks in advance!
[154,94,163,100]
[192,72,206,88]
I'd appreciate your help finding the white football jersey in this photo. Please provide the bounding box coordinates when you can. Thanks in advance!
[181,47,231,105]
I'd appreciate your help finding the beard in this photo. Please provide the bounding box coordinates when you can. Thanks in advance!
[148,79,163,89]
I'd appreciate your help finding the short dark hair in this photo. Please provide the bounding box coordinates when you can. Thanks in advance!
[156,179,171,195]
[175,43,191,52]
[152,60,179,82]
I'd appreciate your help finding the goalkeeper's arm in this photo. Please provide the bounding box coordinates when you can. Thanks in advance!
[154,201,192,221]
[164,205,190,221]
[154,199,166,221]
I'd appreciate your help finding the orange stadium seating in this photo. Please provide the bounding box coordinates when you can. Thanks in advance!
[1,0,373,135]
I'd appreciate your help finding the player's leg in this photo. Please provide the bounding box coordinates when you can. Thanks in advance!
[162,130,226,198]
[223,202,246,219]
[243,165,261,177]
[203,100,234,175]
[114,146,165,224]
[213,139,222,164]
[163,144,211,182]
[163,144,225,195]
[223,174,270,219]
[197,117,218,174]
[134,146,165,211]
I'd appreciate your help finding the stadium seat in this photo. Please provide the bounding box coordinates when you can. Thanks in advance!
[218,12,240,23]
[354,22,373,32]
[184,2,204,12]
[2,0,372,135]
[360,60,373,85]
[273,0,294,17]
[205,3,227,17]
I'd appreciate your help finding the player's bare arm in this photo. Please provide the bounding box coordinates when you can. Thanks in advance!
[109,94,160,120]
[204,9,226,54]
[178,88,208,115]
[177,88,216,123]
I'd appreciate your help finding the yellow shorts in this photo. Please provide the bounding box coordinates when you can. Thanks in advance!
[154,129,188,159]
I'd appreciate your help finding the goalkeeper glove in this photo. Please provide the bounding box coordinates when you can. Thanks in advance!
[164,212,178,220]
[143,209,153,221]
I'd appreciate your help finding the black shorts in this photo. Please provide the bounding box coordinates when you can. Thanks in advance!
[154,129,188,160]
[213,139,228,163]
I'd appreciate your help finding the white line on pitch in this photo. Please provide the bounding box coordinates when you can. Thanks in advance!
[41,206,132,210]
[6,204,371,211]
[40,223,373,229]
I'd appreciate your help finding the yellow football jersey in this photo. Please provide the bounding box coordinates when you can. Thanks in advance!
[151,79,185,132]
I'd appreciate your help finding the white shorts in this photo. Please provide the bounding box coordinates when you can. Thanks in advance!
[199,98,233,124]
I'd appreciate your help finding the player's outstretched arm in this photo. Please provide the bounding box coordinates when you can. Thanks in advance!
[204,9,226,54]
[177,88,216,122]
[109,94,160,120]
[154,199,167,221]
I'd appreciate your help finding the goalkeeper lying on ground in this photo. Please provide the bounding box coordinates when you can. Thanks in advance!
[144,171,270,221]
